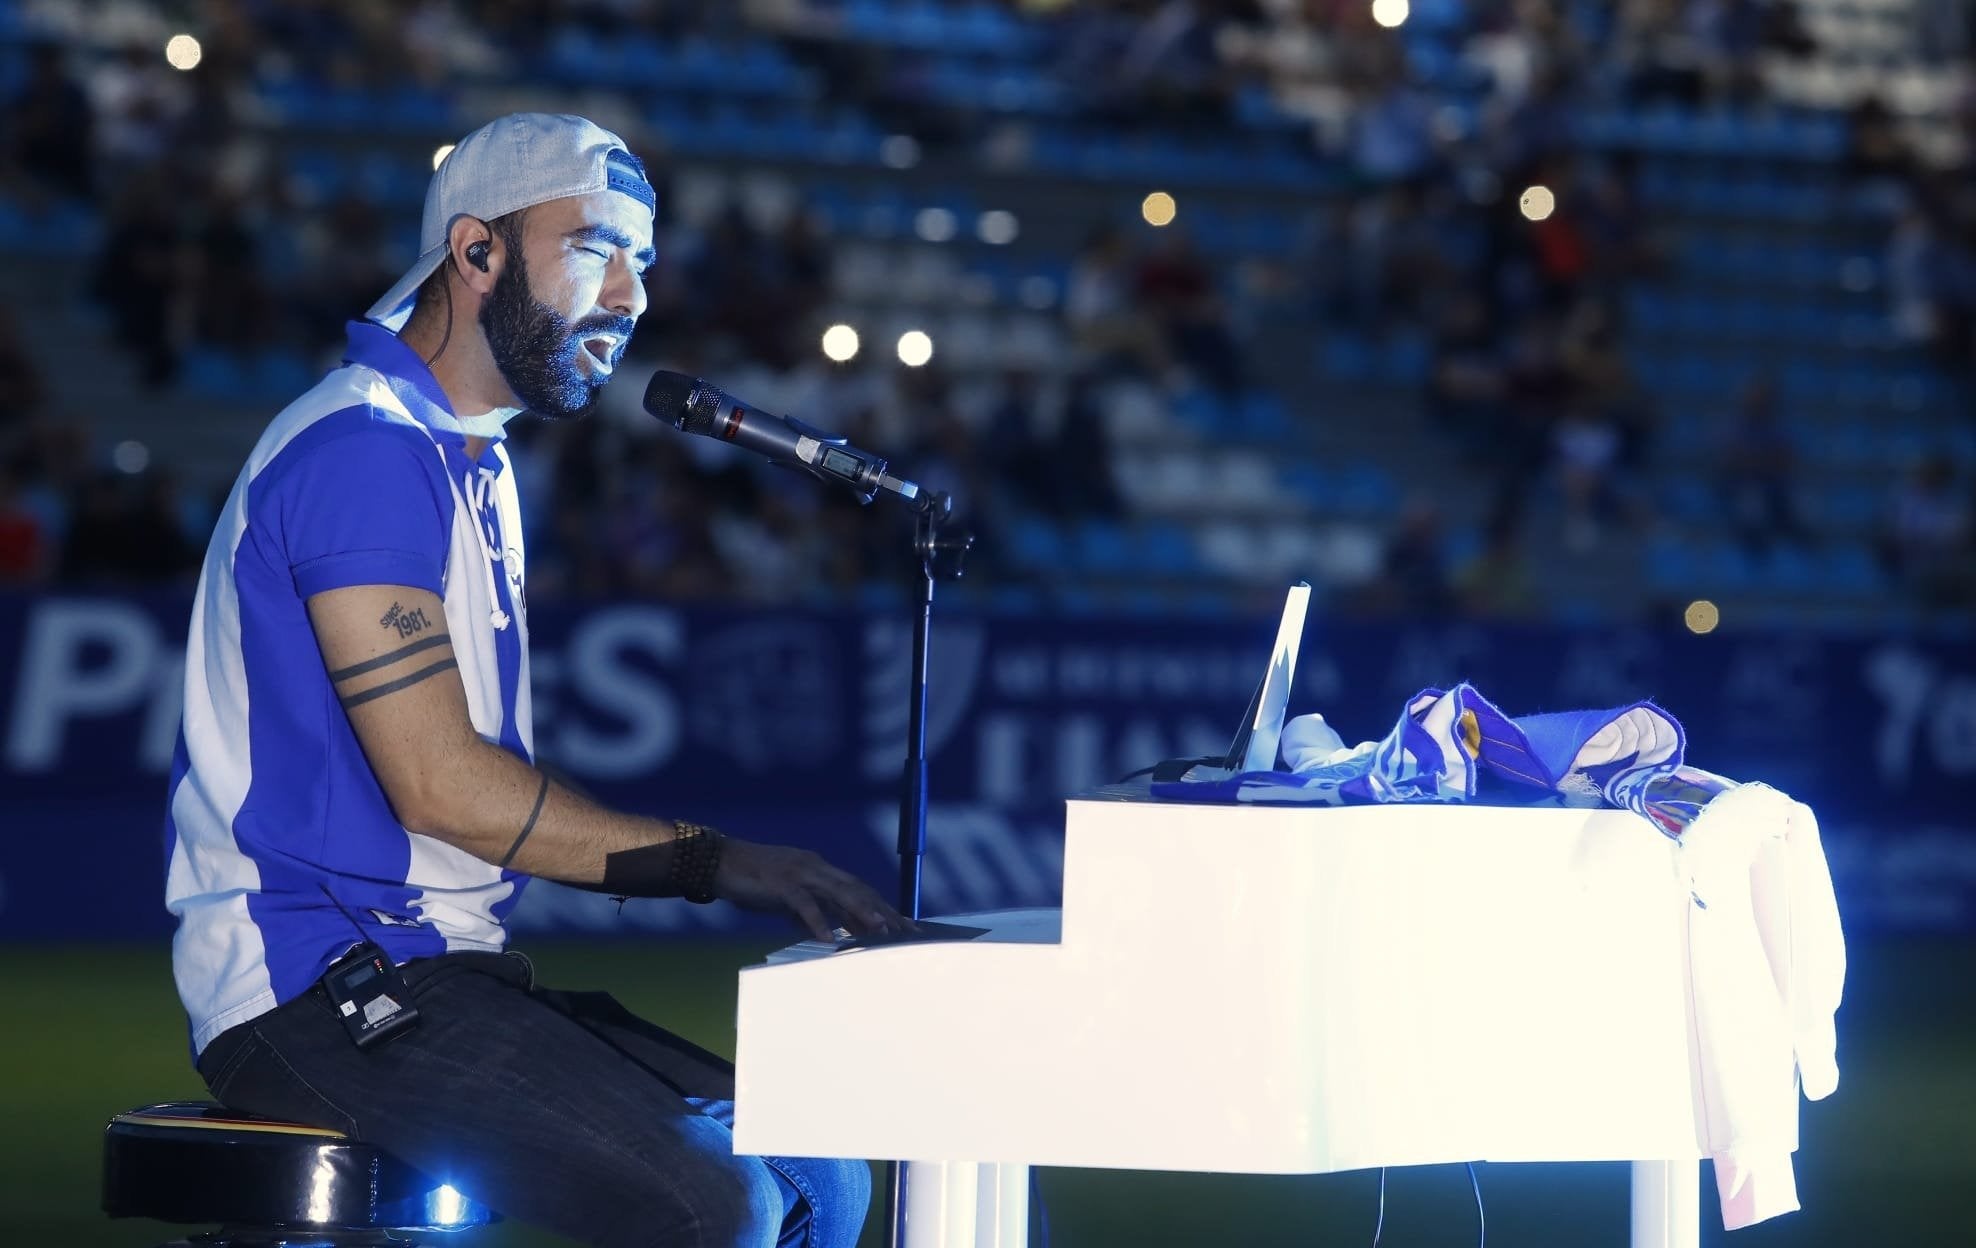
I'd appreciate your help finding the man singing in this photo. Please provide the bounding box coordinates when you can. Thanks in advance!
[163,113,895,1247]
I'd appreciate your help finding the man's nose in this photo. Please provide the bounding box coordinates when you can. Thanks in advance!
[605,260,647,319]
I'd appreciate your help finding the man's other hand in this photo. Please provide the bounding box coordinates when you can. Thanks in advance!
[714,839,910,942]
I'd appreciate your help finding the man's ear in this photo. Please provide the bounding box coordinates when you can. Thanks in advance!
[446,216,500,295]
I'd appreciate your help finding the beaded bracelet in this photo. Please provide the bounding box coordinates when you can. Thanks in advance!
[670,821,723,905]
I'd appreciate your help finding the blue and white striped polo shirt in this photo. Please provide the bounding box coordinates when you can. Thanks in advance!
[165,320,533,1055]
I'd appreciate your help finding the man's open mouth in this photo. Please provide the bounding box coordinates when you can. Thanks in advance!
[580,334,619,374]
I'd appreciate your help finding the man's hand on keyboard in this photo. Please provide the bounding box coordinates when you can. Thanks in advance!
[714,839,909,942]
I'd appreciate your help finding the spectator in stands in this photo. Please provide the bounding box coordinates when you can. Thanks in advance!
[87,39,185,172]
[1368,496,1454,615]
[1887,196,1976,372]
[1349,56,1439,183]
[1045,372,1125,519]
[0,456,45,583]
[1551,396,1624,551]
[1136,227,1245,393]
[92,172,186,388]
[1454,507,1537,620]
[1066,223,1169,379]
[190,187,274,351]
[1878,453,1974,610]
[5,41,94,202]
[1614,0,1708,107]
[299,191,401,349]
[1716,373,1807,556]
[0,307,44,429]
[57,468,195,584]
[1425,293,1506,451]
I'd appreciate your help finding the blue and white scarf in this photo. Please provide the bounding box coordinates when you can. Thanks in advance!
[1149,683,1736,839]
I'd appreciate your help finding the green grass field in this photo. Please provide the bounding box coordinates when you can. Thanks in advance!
[9,938,1973,1246]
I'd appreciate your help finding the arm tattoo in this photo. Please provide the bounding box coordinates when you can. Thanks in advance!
[379,601,434,638]
[499,774,551,868]
[327,633,451,683]
[337,657,459,709]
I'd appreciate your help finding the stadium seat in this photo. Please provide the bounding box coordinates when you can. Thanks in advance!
[102,1101,496,1245]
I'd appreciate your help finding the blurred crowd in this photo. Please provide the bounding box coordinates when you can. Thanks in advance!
[0,0,1972,617]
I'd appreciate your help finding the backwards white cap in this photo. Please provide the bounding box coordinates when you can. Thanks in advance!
[366,112,656,332]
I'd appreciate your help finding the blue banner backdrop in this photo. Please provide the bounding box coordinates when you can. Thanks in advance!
[2,592,1973,941]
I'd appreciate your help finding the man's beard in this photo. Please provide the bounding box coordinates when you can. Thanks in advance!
[480,249,633,421]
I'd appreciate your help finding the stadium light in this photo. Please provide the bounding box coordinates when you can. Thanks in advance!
[914,208,957,243]
[1519,185,1557,221]
[821,323,860,362]
[1371,0,1409,27]
[1684,600,1720,635]
[1141,191,1177,227]
[164,34,202,71]
[432,144,455,171]
[977,210,1019,245]
[896,330,934,367]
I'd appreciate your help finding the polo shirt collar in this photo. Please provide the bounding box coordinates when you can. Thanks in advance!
[345,320,520,445]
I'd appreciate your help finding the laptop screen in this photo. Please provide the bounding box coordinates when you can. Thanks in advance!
[1220,582,1311,772]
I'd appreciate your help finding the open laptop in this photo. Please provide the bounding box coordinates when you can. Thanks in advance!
[1117,581,1311,788]
[1216,581,1311,774]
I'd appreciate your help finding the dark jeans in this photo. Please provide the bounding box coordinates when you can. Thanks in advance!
[195,950,869,1248]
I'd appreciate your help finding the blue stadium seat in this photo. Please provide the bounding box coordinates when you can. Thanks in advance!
[1334,463,1399,517]
[250,349,315,398]
[1644,535,1695,592]
[1821,543,1882,594]
[1659,477,1716,524]
[181,348,246,398]
[1235,391,1290,439]
[1378,332,1430,385]
[1319,333,1373,382]
[1760,544,1821,594]
[1170,388,1229,436]
[1074,520,1135,574]
[1137,522,1201,578]
[1004,516,1064,575]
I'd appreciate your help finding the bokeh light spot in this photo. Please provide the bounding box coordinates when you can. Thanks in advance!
[112,441,150,474]
[165,34,202,71]
[977,210,1019,245]
[914,207,957,243]
[1141,191,1177,227]
[821,324,860,363]
[1519,185,1557,221]
[1684,600,1721,635]
[896,330,933,367]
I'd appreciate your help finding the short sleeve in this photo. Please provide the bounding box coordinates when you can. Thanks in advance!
[268,417,455,599]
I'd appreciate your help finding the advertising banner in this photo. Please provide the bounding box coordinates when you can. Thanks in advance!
[2,592,1972,940]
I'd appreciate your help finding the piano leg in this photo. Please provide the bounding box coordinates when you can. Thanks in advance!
[897,1161,1030,1247]
[976,1162,1029,1248]
[1629,1160,1700,1248]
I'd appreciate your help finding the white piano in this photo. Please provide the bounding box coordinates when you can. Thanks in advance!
[735,795,1767,1248]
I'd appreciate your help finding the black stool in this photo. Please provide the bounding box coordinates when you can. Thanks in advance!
[102,1102,498,1246]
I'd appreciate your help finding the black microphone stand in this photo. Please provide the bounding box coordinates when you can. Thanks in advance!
[886,488,972,1248]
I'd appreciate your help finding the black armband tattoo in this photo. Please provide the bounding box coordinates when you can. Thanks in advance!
[328,633,451,683]
[499,773,551,868]
[337,657,459,709]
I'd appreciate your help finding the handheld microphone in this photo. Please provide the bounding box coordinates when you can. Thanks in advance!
[642,370,922,505]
